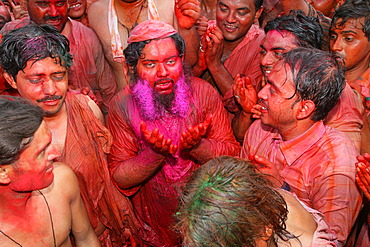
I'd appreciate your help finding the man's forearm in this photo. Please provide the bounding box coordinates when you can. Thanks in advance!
[208,63,234,96]
[179,27,200,67]
[112,148,166,189]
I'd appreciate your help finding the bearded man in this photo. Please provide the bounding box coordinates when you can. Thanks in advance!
[107,20,240,246]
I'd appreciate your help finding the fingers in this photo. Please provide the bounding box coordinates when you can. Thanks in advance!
[176,0,200,19]
[141,122,178,155]
[251,104,262,119]
[169,144,179,155]
[140,122,148,136]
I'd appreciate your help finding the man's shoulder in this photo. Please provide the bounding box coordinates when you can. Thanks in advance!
[65,92,103,120]
[189,76,218,93]
[246,120,276,137]
[52,162,76,180]
[87,0,109,30]
[109,87,135,111]
[321,125,358,150]
[1,17,31,34]
[70,19,98,37]
[88,0,109,13]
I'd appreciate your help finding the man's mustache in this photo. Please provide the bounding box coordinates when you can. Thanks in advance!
[37,95,63,103]
[155,78,174,85]
[44,16,62,21]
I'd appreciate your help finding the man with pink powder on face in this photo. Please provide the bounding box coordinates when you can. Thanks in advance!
[107,20,240,246]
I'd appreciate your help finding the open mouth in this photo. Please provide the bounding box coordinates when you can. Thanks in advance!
[69,3,82,10]
[224,23,237,32]
[155,79,174,93]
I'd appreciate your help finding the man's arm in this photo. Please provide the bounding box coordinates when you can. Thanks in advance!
[175,0,201,67]
[184,78,241,163]
[90,29,118,115]
[204,26,234,96]
[107,96,170,191]
[311,172,362,245]
[60,164,101,247]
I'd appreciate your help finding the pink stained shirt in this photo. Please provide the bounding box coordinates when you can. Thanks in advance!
[107,76,241,246]
[222,24,265,114]
[350,67,370,116]
[241,120,362,245]
[324,82,364,150]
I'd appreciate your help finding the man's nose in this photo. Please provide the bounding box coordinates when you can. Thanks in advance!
[331,37,343,52]
[48,5,58,16]
[258,83,269,100]
[42,79,57,95]
[157,63,169,77]
[261,52,276,67]
[226,11,236,23]
[47,144,61,160]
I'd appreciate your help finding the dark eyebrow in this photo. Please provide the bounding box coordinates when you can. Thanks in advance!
[142,55,179,62]
[271,47,287,51]
[341,30,358,35]
[219,1,227,7]
[260,45,287,51]
[266,78,281,93]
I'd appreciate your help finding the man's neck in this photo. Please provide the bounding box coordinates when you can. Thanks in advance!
[346,58,370,82]
[61,19,72,38]
[223,36,244,52]
[115,0,145,9]
[278,119,315,141]
[0,188,33,216]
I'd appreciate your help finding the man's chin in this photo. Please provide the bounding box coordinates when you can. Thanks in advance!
[42,105,64,117]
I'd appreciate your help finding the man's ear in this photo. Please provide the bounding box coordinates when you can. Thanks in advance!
[296,100,315,120]
[3,72,17,90]
[0,166,12,185]
[254,7,264,23]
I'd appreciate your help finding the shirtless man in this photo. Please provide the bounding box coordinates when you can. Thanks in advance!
[88,0,201,90]
[0,24,137,246]
[0,96,100,247]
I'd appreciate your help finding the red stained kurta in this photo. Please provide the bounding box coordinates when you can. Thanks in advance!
[58,93,139,247]
[107,77,241,246]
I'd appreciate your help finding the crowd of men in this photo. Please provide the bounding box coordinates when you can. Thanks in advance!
[0,0,369,246]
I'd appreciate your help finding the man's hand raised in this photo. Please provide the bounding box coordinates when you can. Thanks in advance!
[140,122,178,156]
[180,114,212,150]
[175,0,201,30]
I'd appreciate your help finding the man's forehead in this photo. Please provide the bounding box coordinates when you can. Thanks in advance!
[219,0,254,8]
[264,30,299,48]
[268,61,294,86]
[23,57,66,73]
[332,17,366,32]
[140,38,179,59]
